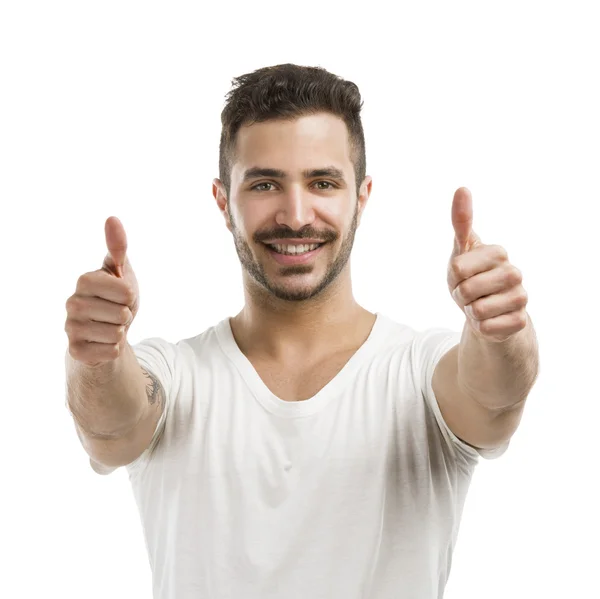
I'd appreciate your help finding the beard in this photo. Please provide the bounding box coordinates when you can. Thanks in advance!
[229,203,359,302]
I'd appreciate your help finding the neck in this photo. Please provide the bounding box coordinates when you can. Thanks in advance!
[231,267,372,357]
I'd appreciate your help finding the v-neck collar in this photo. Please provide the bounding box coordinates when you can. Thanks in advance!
[215,313,387,418]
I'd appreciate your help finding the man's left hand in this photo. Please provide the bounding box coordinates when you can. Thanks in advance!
[447,187,529,343]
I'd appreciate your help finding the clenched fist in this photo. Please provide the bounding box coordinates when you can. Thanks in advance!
[65,217,140,368]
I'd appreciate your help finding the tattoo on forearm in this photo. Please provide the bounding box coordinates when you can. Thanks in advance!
[141,368,165,410]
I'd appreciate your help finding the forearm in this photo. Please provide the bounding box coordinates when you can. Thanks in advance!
[457,312,540,411]
[65,342,148,439]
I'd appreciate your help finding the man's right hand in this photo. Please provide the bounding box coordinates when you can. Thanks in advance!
[65,216,140,368]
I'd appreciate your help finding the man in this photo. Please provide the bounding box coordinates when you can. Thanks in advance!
[64,63,539,598]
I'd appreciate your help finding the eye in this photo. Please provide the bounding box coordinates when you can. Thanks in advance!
[250,181,337,192]
[314,181,336,190]
[251,182,274,192]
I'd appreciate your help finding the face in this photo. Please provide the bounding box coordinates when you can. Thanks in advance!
[213,113,372,302]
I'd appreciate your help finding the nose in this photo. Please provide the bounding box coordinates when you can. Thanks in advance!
[274,187,316,231]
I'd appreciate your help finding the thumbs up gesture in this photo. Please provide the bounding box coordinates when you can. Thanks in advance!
[65,217,140,367]
[447,188,529,343]
[102,216,131,279]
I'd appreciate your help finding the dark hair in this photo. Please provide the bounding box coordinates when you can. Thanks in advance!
[218,63,367,200]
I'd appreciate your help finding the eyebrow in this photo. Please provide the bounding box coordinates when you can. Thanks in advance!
[242,166,347,184]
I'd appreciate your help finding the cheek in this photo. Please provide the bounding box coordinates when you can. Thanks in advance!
[235,200,269,229]
[315,198,351,226]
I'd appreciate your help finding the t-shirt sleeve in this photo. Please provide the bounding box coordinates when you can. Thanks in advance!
[124,337,179,479]
[412,327,510,465]
[88,336,179,477]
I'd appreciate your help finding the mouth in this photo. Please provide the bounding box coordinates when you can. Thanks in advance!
[262,241,326,265]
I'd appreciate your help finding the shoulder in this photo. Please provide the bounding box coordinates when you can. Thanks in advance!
[371,313,458,361]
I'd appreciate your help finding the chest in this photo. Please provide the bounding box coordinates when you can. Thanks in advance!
[249,349,357,402]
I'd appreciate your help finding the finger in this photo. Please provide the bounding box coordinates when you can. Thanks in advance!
[453,264,523,306]
[75,270,137,306]
[472,309,528,340]
[464,286,528,321]
[452,187,473,254]
[65,319,125,344]
[447,244,508,289]
[104,216,128,278]
[66,295,133,326]
[68,340,121,365]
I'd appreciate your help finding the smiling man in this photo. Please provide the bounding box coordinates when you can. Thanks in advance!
[65,63,539,599]
[225,116,362,305]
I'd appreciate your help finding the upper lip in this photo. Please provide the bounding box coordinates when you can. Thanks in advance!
[262,239,325,245]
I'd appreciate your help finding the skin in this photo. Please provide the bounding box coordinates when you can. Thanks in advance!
[212,112,375,364]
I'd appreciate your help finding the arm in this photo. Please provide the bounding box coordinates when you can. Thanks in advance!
[432,313,539,450]
[66,341,166,469]
[437,186,540,450]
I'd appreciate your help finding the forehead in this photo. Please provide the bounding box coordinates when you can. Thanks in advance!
[231,113,352,182]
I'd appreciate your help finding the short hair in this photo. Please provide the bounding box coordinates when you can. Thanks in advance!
[218,63,367,199]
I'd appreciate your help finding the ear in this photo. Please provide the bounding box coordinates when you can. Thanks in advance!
[213,179,233,233]
[356,176,372,227]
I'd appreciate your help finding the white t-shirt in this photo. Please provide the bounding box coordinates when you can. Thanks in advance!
[95,313,508,598]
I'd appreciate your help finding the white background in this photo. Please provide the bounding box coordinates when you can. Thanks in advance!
[1,1,598,597]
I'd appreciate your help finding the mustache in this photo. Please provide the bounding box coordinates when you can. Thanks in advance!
[254,228,338,243]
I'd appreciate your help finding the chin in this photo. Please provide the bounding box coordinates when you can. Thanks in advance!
[263,273,334,302]
[267,286,325,302]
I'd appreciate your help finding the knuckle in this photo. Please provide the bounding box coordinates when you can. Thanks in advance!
[68,342,84,360]
[121,286,136,306]
[516,289,528,307]
[450,258,464,279]
[66,295,81,316]
[76,272,91,290]
[504,264,521,284]
[119,306,131,324]
[64,319,79,337]
[470,301,483,319]
[65,296,75,313]
[513,267,523,283]
[494,244,509,260]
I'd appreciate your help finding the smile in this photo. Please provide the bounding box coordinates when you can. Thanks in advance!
[268,243,322,255]
[263,242,326,265]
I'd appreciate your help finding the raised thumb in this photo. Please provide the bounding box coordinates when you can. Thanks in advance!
[104,216,128,278]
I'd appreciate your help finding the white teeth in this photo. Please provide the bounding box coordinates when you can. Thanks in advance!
[271,243,321,255]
